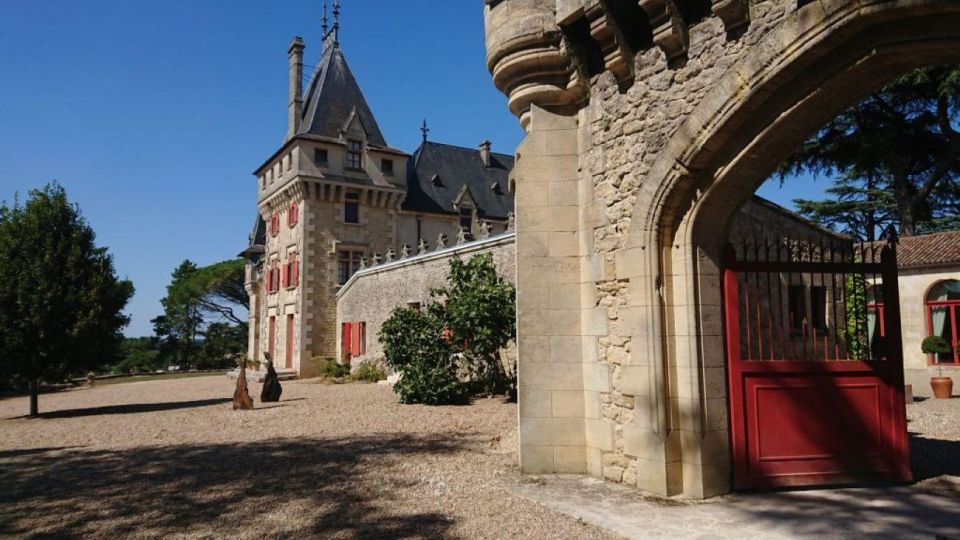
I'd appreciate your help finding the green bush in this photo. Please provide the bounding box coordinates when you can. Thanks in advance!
[379,254,516,405]
[922,335,951,355]
[317,357,350,379]
[352,363,386,383]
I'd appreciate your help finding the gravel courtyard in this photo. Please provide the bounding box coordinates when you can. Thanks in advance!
[0,377,615,539]
[2,377,958,539]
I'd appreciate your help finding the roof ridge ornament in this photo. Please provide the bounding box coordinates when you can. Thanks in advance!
[421,119,429,143]
[322,0,340,52]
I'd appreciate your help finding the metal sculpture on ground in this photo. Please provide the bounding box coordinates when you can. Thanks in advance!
[260,354,283,403]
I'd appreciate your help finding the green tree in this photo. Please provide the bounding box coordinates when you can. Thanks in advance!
[780,65,960,240]
[432,253,517,395]
[112,337,161,374]
[379,254,516,404]
[197,322,246,370]
[153,261,204,368]
[0,183,134,416]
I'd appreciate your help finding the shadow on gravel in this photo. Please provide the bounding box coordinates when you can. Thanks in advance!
[0,435,463,538]
[11,398,233,419]
[910,432,960,496]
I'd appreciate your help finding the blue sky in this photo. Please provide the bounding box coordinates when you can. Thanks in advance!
[0,1,826,336]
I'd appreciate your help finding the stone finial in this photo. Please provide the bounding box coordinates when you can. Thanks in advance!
[478,220,493,239]
[506,212,515,232]
[385,248,396,263]
[371,252,382,266]
[359,256,367,269]
[400,244,411,258]
[456,227,468,246]
[436,233,448,250]
[418,238,429,254]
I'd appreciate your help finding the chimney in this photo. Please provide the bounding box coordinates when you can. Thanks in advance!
[287,36,305,141]
[479,140,492,167]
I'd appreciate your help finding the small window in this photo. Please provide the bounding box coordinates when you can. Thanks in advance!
[284,251,299,289]
[346,139,363,170]
[381,158,394,176]
[287,202,299,227]
[459,207,473,231]
[314,148,328,166]
[269,214,280,237]
[810,286,827,331]
[408,302,422,313]
[337,250,364,285]
[285,154,292,171]
[788,285,805,332]
[344,192,360,224]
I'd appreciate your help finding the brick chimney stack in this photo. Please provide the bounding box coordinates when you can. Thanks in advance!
[287,36,305,141]
[479,140,492,167]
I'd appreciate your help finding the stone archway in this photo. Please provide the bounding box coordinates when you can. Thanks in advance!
[484,0,960,498]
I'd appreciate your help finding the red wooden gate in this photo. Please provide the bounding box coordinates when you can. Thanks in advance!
[723,235,911,489]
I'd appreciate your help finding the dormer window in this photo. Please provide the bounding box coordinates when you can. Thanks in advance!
[381,158,394,176]
[346,139,363,170]
[314,148,328,166]
[459,207,473,231]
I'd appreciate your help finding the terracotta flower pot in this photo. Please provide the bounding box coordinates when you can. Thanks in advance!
[930,377,953,399]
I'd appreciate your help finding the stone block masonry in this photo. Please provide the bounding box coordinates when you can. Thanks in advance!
[336,232,516,367]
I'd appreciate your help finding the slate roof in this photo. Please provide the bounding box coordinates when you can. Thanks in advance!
[298,44,389,148]
[239,215,267,261]
[403,141,515,220]
[893,230,960,269]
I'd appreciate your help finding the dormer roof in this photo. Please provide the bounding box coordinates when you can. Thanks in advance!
[403,141,515,220]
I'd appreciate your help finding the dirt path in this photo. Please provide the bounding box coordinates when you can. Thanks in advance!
[0,377,617,539]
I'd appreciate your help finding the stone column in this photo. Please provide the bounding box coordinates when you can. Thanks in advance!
[515,106,588,474]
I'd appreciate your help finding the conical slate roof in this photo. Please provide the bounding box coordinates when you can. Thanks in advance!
[298,44,387,147]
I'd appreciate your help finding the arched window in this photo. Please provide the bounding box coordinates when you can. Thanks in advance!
[926,279,960,365]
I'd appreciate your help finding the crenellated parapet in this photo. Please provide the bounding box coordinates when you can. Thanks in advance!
[484,0,756,126]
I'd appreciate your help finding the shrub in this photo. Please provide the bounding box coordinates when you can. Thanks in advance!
[353,363,386,383]
[379,254,516,405]
[922,335,951,355]
[317,357,350,379]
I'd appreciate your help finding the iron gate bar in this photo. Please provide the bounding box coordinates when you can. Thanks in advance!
[723,236,912,489]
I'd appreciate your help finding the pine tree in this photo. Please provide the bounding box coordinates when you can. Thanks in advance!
[780,65,960,239]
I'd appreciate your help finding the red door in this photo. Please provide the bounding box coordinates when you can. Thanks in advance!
[285,315,295,369]
[723,238,911,489]
[268,316,276,362]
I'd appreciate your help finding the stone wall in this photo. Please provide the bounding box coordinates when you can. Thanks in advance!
[336,232,517,365]
[484,0,960,498]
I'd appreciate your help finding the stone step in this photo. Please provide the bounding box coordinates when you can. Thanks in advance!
[227,368,298,383]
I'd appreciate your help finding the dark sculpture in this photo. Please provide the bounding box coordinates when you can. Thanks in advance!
[260,354,283,403]
[233,360,254,410]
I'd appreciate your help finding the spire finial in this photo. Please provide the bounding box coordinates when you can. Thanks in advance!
[321,0,329,36]
[322,0,340,51]
[421,119,429,143]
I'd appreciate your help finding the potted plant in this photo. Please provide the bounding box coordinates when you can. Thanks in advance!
[922,335,953,399]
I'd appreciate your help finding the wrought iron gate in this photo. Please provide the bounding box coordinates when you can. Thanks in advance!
[723,234,912,489]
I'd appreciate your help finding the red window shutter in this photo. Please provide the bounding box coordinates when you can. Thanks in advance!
[351,322,361,356]
[282,263,289,288]
[342,322,352,357]
[292,257,299,285]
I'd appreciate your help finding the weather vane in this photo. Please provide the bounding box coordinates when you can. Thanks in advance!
[421,119,429,142]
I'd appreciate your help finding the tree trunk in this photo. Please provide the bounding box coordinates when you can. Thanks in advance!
[29,378,39,417]
[899,202,917,237]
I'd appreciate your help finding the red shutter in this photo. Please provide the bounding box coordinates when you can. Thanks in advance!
[351,322,361,356]
[282,262,289,288]
[342,322,352,358]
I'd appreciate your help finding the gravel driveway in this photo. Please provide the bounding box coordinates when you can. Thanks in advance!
[0,377,617,539]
